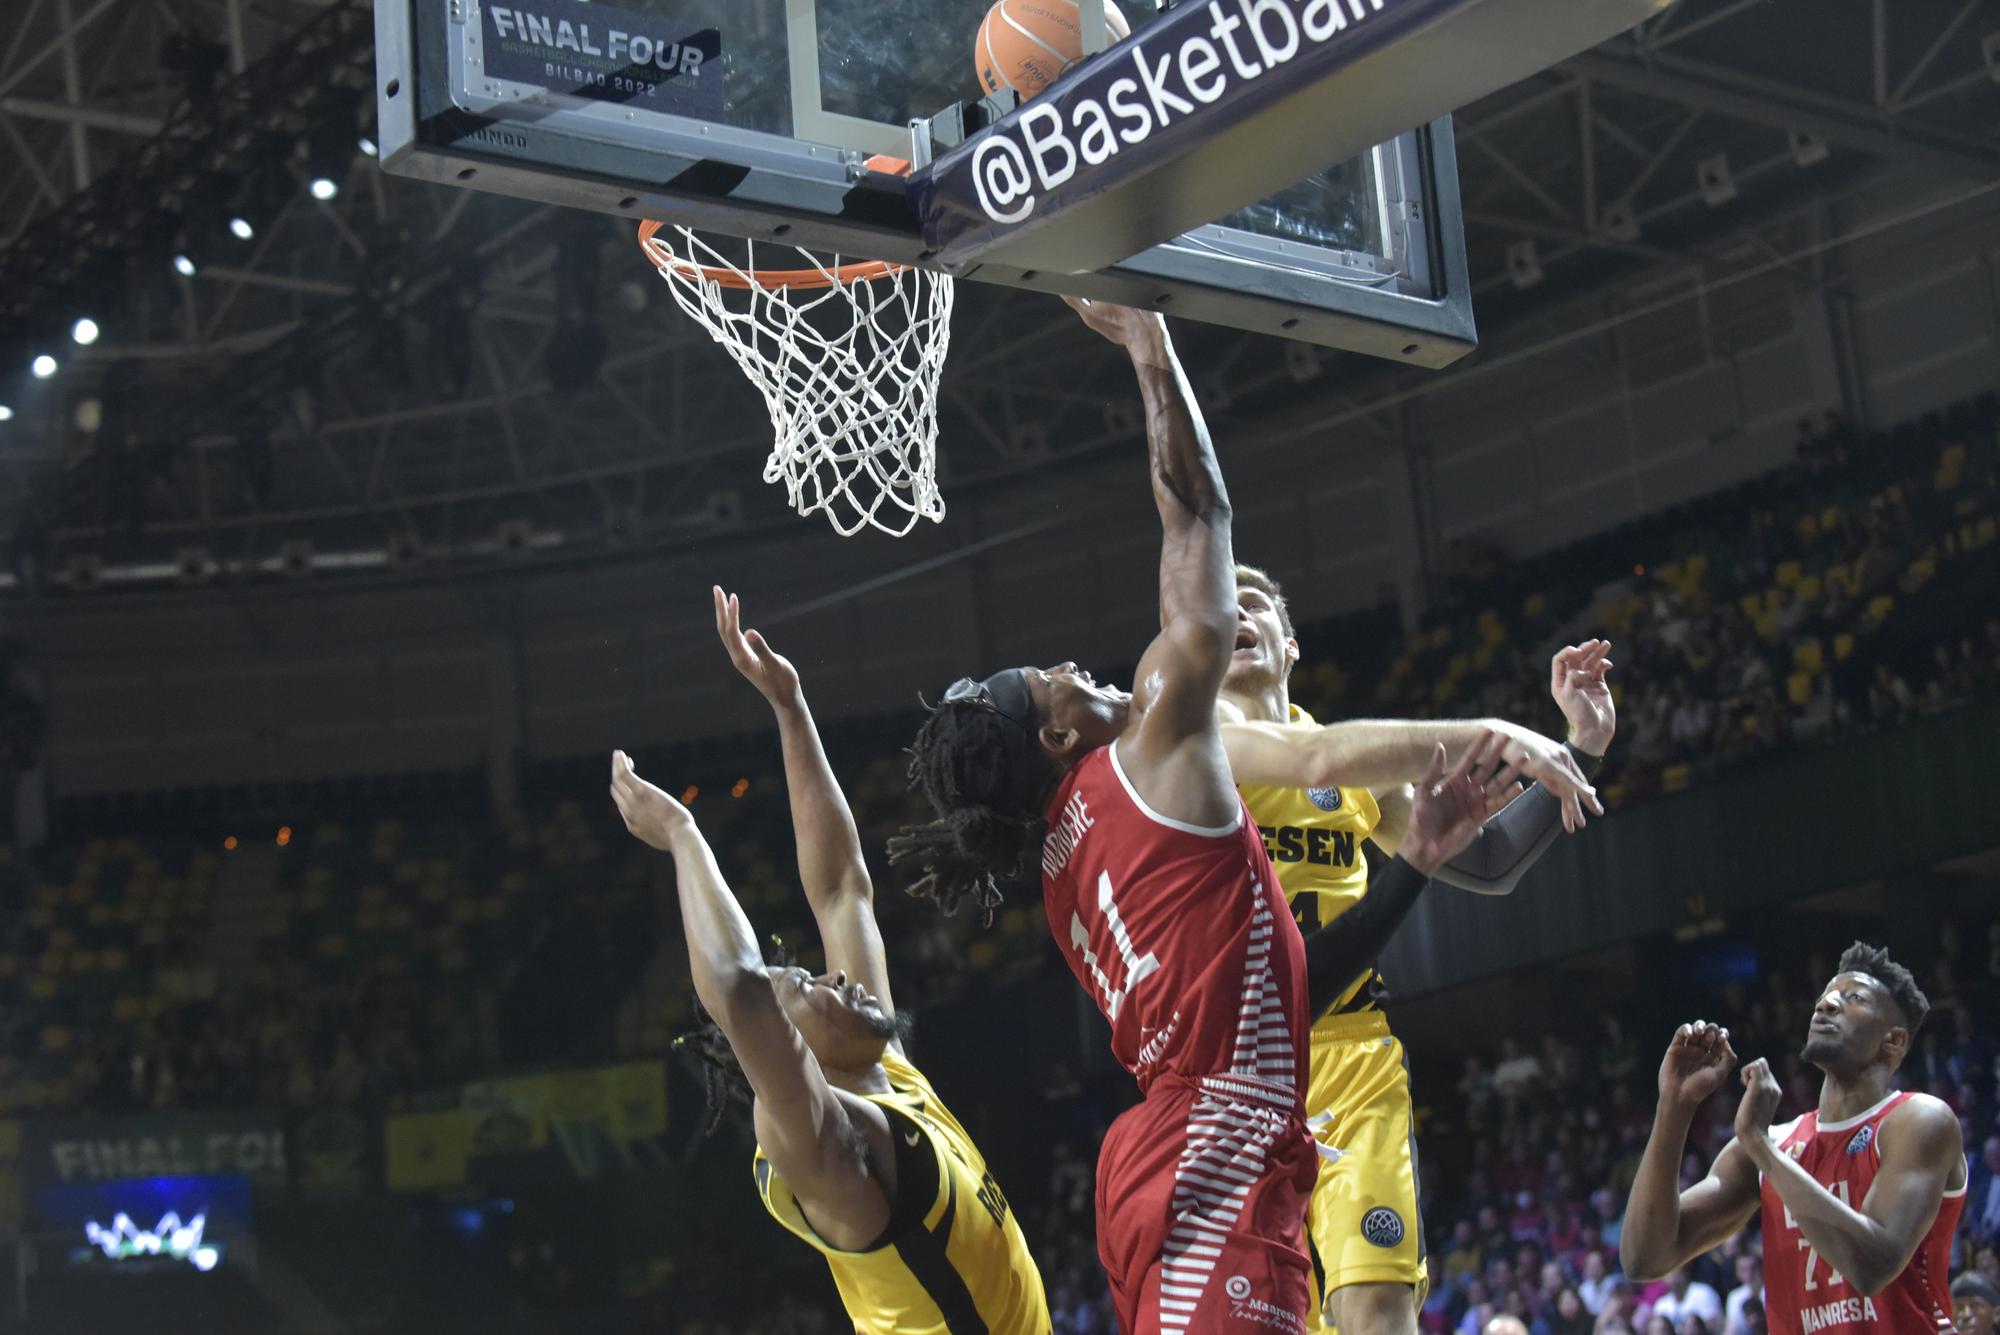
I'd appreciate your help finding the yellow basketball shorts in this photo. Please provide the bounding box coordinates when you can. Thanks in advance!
[1300,1011,1428,1332]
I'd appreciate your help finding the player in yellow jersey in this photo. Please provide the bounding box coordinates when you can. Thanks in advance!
[1219,565,1616,1335]
[607,587,1049,1335]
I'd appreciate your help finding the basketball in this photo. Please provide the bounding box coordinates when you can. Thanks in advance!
[975,0,1132,100]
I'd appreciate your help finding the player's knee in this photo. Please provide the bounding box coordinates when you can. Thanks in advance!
[1327,1280,1419,1335]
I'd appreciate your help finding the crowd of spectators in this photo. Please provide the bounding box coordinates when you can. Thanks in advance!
[1414,919,2000,1335]
[1306,396,2000,805]
[0,392,1994,1335]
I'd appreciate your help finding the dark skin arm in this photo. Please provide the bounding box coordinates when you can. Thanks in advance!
[713,587,899,1051]
[1734,1060,1965,1296]
[610,751,893,1249]
[1620,1020,1763,1280]
[1066,296,1236,830]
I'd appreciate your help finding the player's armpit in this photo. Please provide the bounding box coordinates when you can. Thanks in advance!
[729,988,890,1244]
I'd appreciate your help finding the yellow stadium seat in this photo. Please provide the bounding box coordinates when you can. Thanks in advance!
[357,907,384,931]
[100,948,127,972]
[113,996,143,1023]
[1867,594,1895,622]
[1523,592,1547,617]
[1739,593,1763,618]
[1794,514,1819,543]
[1978,516,1996,546]
[1775,560,1803,587]
[1795,573,1821,604]
[28,977,56,1001]
[1662,764,1693,793]
[40,1025,72,1053]
[968,940,998,970]
[1793,640,1824,675]
[386,905,414,929]
[318,934,348,959]
[69,950,96,974]
[1787,672,1814,707]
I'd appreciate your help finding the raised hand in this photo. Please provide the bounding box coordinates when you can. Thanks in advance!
[609,750,695,852]
[1734,1058,1783,1145]
[1062,295,1168,361]
[1399,731,1523,875]
[1552,639,1616,757]
[1658,1019,1739,1110]
[713,585,801,705]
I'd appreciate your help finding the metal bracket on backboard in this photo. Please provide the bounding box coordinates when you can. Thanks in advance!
[909,92,1019,172]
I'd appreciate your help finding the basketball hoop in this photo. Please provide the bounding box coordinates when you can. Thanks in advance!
[637,218,953,538]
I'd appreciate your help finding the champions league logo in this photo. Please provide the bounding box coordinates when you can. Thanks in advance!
[1845,1124,1874,1156]
[1361,1206,1405,1248]
[1306,786,1343,812]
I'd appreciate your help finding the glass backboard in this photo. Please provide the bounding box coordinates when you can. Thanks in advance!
[374,0,1476,363]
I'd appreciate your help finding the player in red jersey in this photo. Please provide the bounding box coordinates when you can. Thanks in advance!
[1622,942,1968,1335]
[891,297,1514,1335]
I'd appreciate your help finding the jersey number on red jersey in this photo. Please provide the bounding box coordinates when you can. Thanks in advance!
[1068,870,1160,1021]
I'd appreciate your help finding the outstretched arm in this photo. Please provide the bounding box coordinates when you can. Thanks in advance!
[1066,296,1235,828]
[1733,1063,1964,1296]
[1621,1021,1763,1279]
[609,752,884,1226]
[1228,641,1616,836]
[713,588,896,1031]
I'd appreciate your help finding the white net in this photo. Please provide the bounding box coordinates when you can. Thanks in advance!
[640,224,954,537]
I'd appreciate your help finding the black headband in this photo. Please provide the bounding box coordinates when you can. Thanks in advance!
[940,668,1049,817]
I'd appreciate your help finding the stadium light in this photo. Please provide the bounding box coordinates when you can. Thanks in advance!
[358,135,378,157]
[0,405,14,422]
[31,354,57,379]
[71,317,100,346]
[229,216,255,240]
[308,176,339,201]
[173,254,197,277]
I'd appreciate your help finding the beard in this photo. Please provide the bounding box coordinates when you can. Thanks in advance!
[1801,1032,1842,1066]
[863,1005,914,1046]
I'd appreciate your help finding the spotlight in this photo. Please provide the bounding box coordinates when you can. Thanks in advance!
[308,177,338,201]
[358,136,378,157]
[1697,153,1737,207]
[0,405,13,422]
[71,317,100,346]
[229,216,254,240]
[31,354,57,379]
[173,254,197,277]
[1506,238,1544,289]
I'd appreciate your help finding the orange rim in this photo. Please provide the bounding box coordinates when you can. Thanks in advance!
[636,218,903,291]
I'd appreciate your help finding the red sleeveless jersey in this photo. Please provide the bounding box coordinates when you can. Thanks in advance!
[1759,1092,1966,1335]
[1039,742,1307,1099]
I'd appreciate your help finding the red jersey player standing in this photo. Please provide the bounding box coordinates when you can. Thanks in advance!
[1622,942,1968,1335]
[891,297,1510,1335]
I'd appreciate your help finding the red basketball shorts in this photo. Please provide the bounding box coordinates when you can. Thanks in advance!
[1095,1072,1319,1335]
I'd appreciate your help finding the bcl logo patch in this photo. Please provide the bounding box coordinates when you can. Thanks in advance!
[1361,1207,1404,1248]
[1845,1124,1874,1156]
[1307,787,1343,812]
[1225,1276,1253,1300]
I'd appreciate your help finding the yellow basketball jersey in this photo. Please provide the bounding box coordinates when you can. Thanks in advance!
[753,1048,1050,1335]
[1234,704,1384,1021]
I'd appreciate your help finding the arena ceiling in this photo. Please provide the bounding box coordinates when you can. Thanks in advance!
[0,0,1994,591]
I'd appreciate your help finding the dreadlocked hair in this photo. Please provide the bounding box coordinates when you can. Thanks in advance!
[671,936,796,1138]
[1837,940,1931,1035]
[888,697,1050,927]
